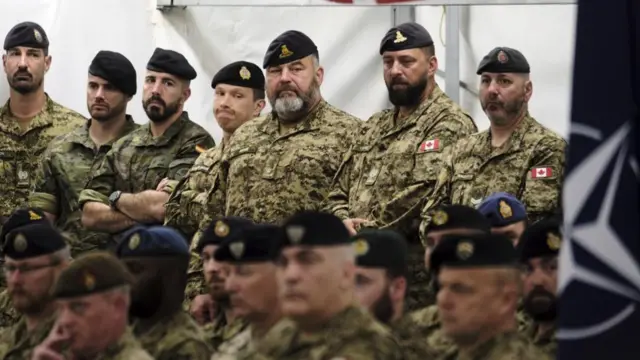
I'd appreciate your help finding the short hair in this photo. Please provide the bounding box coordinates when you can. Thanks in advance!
[252,88,265,101]
[421,45,435,57]
[310,52,320,69]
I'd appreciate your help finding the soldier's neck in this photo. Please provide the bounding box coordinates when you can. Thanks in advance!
[150,110,183,137]
[9,88,46,123]
[24,303,56,332]
[489,107,527,147]
[90,113,128,147]
[396,80,434,123]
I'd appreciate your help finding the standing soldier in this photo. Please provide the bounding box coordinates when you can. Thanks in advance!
[323,22,476,311]
[78,48,215,236]
[0,21,86,221]
[420,47,566,242]
[28,50,139,256]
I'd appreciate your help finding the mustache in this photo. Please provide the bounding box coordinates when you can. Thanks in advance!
[390,78,410,86]
[275,86,299,96]
[12,71,32,79]
[146,95,166,107]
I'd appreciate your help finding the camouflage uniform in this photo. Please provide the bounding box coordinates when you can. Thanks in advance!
[28,117,139,256]
[0,290,19,329]
[133,311,212,360]
[420,112,566,241]
[91,329,153,360]
[521,321,557,357]
[0,315,55,359]
[246,306,403,360]
[0,95,86,218]
[438,331,551,360]
[205,310,249,351]
[212,327,252,360]
[78,112,215,210]
[218,100,361,224]
[393,305,455,360]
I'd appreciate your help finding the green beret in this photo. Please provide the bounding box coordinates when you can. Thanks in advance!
[89,50,137,96]
[3,22,49,50]
[425,205,491,236]
[379,22,434,55]
[116,225,189,258]
[214,224,281,263]
[52,251,133,299]
[0,208,48,245]
[147,47,197,80]
[476,47,530,75]
[517,218,562,262]
[263,30,318,69]
[429,233,517,273]
[195,216,254,253]
[211,61,265,90]
[3,222,66,260]
[353,229,408,277]
[281,211,349,247]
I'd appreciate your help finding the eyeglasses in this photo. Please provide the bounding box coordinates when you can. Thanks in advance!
[3,262,57,275]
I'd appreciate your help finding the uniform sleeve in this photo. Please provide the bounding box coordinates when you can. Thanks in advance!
[78,147,118,207]
[322,148,354,220]
[183,230,206,308]
[168,132,216,181]
[28,147,59,215]
[159,339,212,360]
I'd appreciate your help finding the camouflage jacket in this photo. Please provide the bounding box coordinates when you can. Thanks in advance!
[0,290,19,330]
[133,310,212,360]
[212,326,252,360]
[0,314,55,359]
[420,112,566,243]
[521,321,557,357]
[394,304,455,360]
[205,310,249,351]
[439,331,552,360]
[92,328,154,360]
[28,116,139,256]
[0,94,86,218]
[218,100,362,224]
[325,85,477,239]
[251,306,403,360]
[78,111,215,209]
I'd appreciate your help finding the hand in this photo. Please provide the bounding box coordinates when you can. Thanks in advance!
[31,322,71,360]
[156,178,170,192]
[343,218,368,236]
[190,294,216,325]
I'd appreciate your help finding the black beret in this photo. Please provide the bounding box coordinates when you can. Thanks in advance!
[425,205,491,236]
[0,208,48,246]
[281,210,350,247]
[3,222,66,260]
[52,251,134,299]
[476,47,530,75]
[211,61,265,90]
[4,22,49,50]
[116,225,189,258]
[147,47,197,80]
[379,22,434,55]
[477,192,527,228]
[429,233,517,273]
[195,217,254,254]
[89,50,137,96]
[353,229,408,276]
[517,218,562,262]
[214,224,281,263]
[263,30,318,69]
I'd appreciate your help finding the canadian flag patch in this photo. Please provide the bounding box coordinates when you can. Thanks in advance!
[531,167,553,179]
[419,139,440,152]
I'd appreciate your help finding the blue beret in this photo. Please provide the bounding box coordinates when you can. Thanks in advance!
[214,224,281,263]
[379,22,433,55]
[477,192,527,227]
[89,50,137,96]
[429,233,517,273]
[3,222,67,259]
[476,47,530,75]
[281,210,349,247]
[147,47,197,80]
[4,22,49,50]
[263,30,318,69]
[116,225,189,257]
[211,61,265,90]
[196,216,254,253]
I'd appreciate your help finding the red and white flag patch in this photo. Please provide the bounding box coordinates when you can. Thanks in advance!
[419,139,440,152]
[531,167,553,179]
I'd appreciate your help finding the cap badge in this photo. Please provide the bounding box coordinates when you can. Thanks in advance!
[13,233,27,253]
[394,31,408,43]
[239,66,251,80]
[432,210,449,226]
[353,239,369,256]
[128,233,141,250]
[83,272,96,291]
[286,225,305,244]
[214,221,230,238]
[29,210,42,221]
[230,241,245,259]
[33,29,43,44]
[497,50,509,64]
[547,232,561,251]
[279,44,294,59]
[499,200,513,219]
[456,241,474,260]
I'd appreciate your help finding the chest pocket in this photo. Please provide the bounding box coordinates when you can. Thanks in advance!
[226,147,258,181]
[0,151,17,188]
[144,156,171,190]
[450,172,477,205]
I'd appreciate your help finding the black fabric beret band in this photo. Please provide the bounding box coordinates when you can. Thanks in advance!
[211,61,265,90]
[379,22,434,55]
[88,50,137,96]
[263,30,318,69]
[146,47,197,80]
[4,22,49,50]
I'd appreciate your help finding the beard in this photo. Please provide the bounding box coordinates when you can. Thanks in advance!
[88,99,127,123]
[523,286,557,322]
[143,95,181,123]
[269,80,318,122]
[8,70,42,95]
[481,94,525,126]
[371,292,394,324]
[387,76,428,107]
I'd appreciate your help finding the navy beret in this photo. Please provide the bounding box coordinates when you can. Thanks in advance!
[517,218,562,262]
[196,216,254,254]
[116,225,189,258]
[430,232,517,273]
[214,224,281,263]
[379,22,434,55]
[281,210,350,247]
[478,192,527,228]
[263,30,318,69]
[211,61,265,90]
[89,50,137,96]
[353,229,408,276]
[476,47,530,75]
[147,47,197,80]
[3,222,66,260]
[4,22,49,50]
[425,205,491,236]
[0,208,48,245]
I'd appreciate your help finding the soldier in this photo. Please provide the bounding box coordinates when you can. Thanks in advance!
[0,22,86,221]
[0,221,70,359]
[78,48,215,236]
[115,225,212,359]
[31,252,152,359]
[252,210,402,359]
[352,229,409,325]
[419,47,566,242]
[431,233,550,360]
[216,30,362,224]
[194,217,252,349]
[165,60,266,240]
[478,192,528,245]
[28,50,140,256]
[517,218,560,356]
[212,224,283,360]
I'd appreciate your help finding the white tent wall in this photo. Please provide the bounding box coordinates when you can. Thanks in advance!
[0,0,576,142]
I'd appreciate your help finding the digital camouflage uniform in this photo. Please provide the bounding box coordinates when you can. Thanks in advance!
[393,305,455,360]
[324,84,476,311]
[133,311,212,360]
[205,310,249,351]
[0,314,55,359]
[0,290,19,330]
[438,331,552,360]
[0,95,86,219]
[244,306,402,360]
[521,321,557,357]
[28,117,139,256]
[420,112,566,242]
